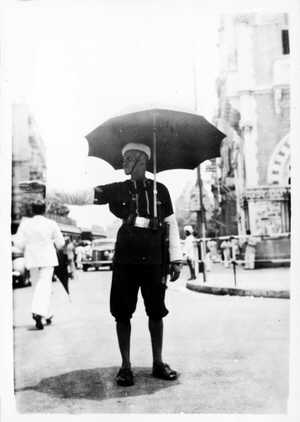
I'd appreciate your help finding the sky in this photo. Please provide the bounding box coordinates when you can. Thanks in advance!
[5,0,294,229]
[4,0,223,227]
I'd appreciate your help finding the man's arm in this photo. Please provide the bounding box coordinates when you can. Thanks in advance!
[48,185,110,206]
[164,214,182,263]
[74,187,105,205]
[164,214,183,281]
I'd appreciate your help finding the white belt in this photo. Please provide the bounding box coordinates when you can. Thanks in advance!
[133,216,151,228]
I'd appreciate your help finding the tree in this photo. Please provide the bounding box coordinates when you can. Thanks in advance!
[47,189,92,205]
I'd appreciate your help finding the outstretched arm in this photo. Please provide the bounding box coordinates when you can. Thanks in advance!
[47,186,109,206]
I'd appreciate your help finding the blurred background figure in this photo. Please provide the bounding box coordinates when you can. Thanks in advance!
[64,237,76,279]
[220,237,231,268]
[83,241,92,260]
[207,236,219,263]
[230,236,241,262]
[13,200,65,330]
[75,241,84,270]
[183,225,197,280]
[244,230,259,270]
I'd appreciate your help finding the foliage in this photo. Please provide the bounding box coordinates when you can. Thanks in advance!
[205,207,224,238]
[47,189,92,205]
[46,200,70,216]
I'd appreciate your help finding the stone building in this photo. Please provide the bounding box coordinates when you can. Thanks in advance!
[11,103,79,237]
[11,103,47,232]
[214,13,291,237]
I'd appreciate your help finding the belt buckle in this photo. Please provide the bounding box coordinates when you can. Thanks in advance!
[134,217,150,228]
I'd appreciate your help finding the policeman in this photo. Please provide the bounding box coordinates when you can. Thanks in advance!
[91,142,182,386]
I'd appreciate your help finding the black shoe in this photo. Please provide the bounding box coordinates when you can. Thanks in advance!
[45,316,53,325]
[32,314,44,330]
[152,363,178,381]
[115,368,134,387]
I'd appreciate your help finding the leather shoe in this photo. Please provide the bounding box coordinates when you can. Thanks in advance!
[152,363,178,380]
[32,314,44,330]
[115,368,134,387]
[45,316,53,325]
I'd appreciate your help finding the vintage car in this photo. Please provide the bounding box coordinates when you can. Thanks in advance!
[82,238,116,271]
[12,245,31,288]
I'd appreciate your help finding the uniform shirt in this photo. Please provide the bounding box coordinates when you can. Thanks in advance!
[94,179,174,265]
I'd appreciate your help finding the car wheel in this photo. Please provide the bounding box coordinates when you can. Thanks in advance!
[82,265,88,272]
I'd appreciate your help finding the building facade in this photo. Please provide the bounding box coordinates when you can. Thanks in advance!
[11,103,47,232]
[214,13,290,237]
[11,103,80,238]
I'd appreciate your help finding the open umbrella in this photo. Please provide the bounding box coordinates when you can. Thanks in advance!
[86,108,225,217]
[87,108,224,172]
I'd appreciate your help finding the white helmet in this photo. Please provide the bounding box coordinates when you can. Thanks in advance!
[184,225,193,234]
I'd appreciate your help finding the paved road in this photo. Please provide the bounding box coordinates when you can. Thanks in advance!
[13,267,289,413]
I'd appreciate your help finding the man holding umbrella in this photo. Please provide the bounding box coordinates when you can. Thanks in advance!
[89,142,182,386]
[83,107,225,386]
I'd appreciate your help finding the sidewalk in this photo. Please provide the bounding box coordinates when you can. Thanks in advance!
[185,263,290,299]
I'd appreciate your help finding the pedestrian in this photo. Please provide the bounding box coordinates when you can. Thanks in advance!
[244,230,259,270]
[220,237,231,268]
[13,199,65,330]
[75,242,84,270]
[231,236,241,262]
[87,142,182,386]
[64,237,76,279]
[83,241,92,260]
[207,236,219,263]
[183,225,197,279]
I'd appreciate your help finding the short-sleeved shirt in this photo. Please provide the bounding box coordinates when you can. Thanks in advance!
[94,179,173,264]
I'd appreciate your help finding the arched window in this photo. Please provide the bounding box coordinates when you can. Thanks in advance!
[267,134,290,186]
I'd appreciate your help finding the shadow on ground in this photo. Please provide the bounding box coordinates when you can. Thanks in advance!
[13,325,34,331]
[15,366,180,401]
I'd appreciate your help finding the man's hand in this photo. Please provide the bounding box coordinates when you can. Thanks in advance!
[169,261,182,282]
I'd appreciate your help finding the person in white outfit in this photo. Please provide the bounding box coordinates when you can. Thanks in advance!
[244,230,259,270]
[183,225,196,280]
[13,200,65,330]
[75,242,84,270]
[220,238,232,268]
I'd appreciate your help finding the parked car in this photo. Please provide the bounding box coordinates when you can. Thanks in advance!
[82,238,116,271]
[12,245,31,288]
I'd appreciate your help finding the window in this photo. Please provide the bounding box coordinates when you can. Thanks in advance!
[281,30,290,55]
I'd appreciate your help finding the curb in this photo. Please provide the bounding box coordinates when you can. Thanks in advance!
[186,283,290,299]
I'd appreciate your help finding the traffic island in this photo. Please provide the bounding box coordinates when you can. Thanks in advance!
[186,282,290,299]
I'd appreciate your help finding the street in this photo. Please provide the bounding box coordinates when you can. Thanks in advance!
[13,266,289,414]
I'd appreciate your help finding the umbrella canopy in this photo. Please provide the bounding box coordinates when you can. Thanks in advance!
[86,108,225,172]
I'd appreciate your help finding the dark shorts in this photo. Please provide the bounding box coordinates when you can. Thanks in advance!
[110,264,169,321]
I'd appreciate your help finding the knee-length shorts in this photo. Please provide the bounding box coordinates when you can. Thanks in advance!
[110,264,169,322]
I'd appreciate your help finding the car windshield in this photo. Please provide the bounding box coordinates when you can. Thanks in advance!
[92,240,115,250]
